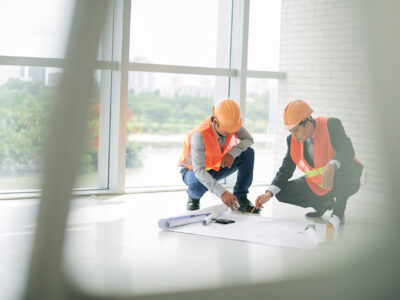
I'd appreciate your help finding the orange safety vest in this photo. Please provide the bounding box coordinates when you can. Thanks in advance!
[178,116,238,171]
[290,117,363,196]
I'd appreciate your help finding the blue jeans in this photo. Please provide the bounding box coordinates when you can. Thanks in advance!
[181,147,254,200]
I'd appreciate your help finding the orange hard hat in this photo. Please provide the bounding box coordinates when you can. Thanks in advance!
[283,100,313,130]
[212,98,242,133]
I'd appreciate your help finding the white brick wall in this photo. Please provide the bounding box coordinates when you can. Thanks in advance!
[275,0,386,202]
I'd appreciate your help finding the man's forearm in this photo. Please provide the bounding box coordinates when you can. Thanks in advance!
[229,127,254,158]
[228,139,253,158]
[193,167,226,197]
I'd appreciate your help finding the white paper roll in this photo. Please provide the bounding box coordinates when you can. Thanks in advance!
[158,204,229,230]
[202,213,218,225]
[163,214,208,229]
[329,215,340,240]
[306,226,322,245]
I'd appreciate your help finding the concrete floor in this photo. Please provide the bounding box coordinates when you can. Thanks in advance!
[0,185,388,299]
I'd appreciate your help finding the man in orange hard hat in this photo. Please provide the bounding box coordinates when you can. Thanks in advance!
[255,100,363,225]
[179,98,259,213]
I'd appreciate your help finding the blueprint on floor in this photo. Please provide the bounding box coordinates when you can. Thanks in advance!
[160,205,327,250]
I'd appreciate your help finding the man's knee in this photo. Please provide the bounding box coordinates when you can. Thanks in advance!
[236,147,253,159]
[188,180,207,198]
[275,189,290,204]
[243,147,254,158]
[235,147,254,166]
[334,175,361,199]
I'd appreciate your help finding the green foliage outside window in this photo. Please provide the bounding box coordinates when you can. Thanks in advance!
[127,90,269,134]
[0,79,142,175]
[127,91,214,134]
[0,79,52,175]
[0,79,270,176]
[245,91,270,133]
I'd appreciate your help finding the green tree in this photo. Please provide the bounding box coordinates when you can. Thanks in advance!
[0,79,143,175]
[127,91,213,134]
[246,93,270,133]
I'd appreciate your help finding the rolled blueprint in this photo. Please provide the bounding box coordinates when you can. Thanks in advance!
[329,215,340,240]
[306,226,323,245]
[158,204,228,229]
[159,214,210,229]
[329,215,340,231]
[202,213,218,225]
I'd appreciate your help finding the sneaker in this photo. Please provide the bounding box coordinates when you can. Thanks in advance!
[237,196,260,214]
[187,197,200,210]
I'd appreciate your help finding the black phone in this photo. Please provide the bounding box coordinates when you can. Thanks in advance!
[212,218,235,224]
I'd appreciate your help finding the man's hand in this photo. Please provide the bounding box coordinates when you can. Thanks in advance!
[221,191,239,210]
[255,191,273,209]
[322,163,336,190]
[221,154,234,168]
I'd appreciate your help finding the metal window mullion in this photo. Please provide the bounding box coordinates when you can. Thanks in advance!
[108,0,131,193]
[229,0,250,123]
[247,70,286,79]
[0,55,287,79]
[221,0,250,187]
[129,62,236,76]
[214,0,234,101]
[97,1,115,189]
[0,55,118,70]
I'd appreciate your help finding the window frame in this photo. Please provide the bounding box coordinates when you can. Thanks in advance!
[0,0,285,199]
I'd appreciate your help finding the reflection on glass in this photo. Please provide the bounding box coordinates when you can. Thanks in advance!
[0,66,103,192]
[245,78,278,183]
[125,72,224,188]
[130,0,228,67]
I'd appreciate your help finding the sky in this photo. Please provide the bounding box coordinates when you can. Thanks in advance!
[0,0,74,58]
[130,0,281,71]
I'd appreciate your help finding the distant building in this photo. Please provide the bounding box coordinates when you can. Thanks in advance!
[47,72,62,87]
[17,66,46,82]
[175,85,214,98]
[129,56,156,93]
[28,67,45,82]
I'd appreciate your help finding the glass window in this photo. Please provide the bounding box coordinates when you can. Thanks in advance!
[0,66,107,192]
[245,78,279,183]
[247,0,282,71]
[125,72,227,188]
[0,0,75,58]
[130,0,230,67]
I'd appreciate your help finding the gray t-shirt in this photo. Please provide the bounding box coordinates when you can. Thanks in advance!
[185,122,254,197]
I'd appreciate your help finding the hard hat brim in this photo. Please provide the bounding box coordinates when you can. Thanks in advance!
[219,121,242,133]
[284,122,298,131]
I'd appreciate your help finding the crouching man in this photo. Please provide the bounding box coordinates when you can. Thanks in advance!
[179,98,259,213]
[255,100,363,224]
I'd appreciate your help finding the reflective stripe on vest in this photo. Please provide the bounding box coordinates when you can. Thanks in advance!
[304,166,325,178]
[305,166,325,188]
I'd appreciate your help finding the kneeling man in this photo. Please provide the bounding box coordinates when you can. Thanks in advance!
[179,98,259,213]
[255,100,363,224]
